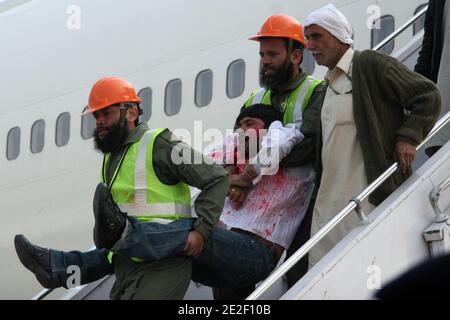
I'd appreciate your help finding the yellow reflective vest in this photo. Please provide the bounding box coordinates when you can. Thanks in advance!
[244,75,323,128]
[101,128,192,264]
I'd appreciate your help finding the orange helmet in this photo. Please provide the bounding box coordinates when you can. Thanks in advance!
[82,77,142,115]
[249,14,305,47]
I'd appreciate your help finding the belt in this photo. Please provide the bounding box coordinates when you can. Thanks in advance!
[231,228,285,265]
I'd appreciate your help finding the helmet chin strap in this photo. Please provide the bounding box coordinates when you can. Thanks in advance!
[286,39,296,74]
[287,39,294,57]
[118,103,128,129]
[111,103,129,151]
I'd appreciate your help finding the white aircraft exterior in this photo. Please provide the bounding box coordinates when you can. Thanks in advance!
[0,0,428,299]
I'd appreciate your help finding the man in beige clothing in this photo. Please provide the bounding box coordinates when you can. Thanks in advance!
[303,4,440,266]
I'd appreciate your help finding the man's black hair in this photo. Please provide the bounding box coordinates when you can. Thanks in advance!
[284,39,304,65]
[235,103,283,129]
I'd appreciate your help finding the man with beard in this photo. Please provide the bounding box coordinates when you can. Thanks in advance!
[15,77,229,299]
[303,4,440,266]
[243,14,324,138]
[15,103,314,300]
[213,14,326,299]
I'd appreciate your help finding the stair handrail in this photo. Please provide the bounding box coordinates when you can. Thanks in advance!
[372,5,428,51]
[31,4,432,301]
[247,111,449,300]
[247,5,436,301]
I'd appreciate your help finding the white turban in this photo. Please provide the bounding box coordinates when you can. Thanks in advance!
[304,3,354,45]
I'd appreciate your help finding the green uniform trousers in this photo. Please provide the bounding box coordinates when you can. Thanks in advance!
[110,255,192,300]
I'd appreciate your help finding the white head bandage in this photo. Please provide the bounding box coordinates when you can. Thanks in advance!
[304,3,354,45]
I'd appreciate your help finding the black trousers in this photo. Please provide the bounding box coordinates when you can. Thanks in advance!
[212,199,316,300]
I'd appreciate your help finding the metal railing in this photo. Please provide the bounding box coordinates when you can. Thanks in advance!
[247,5,436,301]
[32,5,432,301]
[373,5,428,51]
[248,112,450,300]
[31,288,53,300]
[429,176,450,223]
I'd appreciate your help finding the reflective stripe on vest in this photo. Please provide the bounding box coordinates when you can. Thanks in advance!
[245,87,268,106]
[104,129,192,265]
[123,130,191,218]
[118,203,191,217]
[101,129,191,220]
[251,88,267,105]
[245,76,322,130]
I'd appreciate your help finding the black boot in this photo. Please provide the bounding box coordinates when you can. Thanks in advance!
[93,183,126,249]
[14,235,60,289]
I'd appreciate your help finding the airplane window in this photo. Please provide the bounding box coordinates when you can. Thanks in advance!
[371,15,395,54]
[165,79,182,116]
[6,127,20,161]
[56,112,71,147]
[413,4,428,35]
[227,59,245,99]
[81,106,95,139]
[301,49,316,75]
[138,87,152,122]
[195,69,213,107]
[31,119,45,154]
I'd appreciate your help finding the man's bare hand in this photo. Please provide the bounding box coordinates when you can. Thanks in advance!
[243,164,258,182]
[228,186,249,208]
[393,141,416,173]
[183,230,204,258]
[230,174,252,188]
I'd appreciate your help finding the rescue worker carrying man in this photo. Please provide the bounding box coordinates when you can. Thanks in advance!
[16,77,229,299]
[216,14,326,298]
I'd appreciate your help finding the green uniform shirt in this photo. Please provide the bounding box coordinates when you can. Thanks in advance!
[107,123,229,300]
[250,72,325,168]
[104,123,229,240]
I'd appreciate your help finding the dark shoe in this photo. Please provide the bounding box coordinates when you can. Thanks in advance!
[93,183,126,249]
[14,235,58,289]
